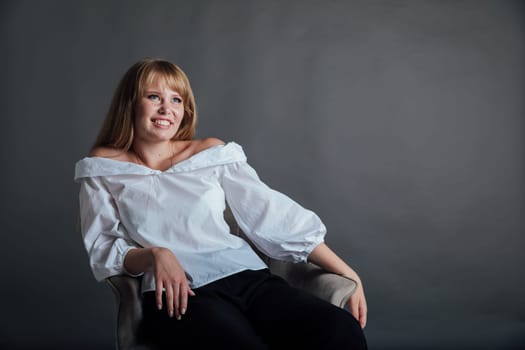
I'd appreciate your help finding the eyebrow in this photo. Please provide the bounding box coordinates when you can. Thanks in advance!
[145,90,182,97]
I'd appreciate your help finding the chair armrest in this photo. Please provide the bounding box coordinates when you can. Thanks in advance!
[268,260,357,308]
[106,275,143,350]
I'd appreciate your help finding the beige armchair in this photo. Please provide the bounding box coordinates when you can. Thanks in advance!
[106,207,357,350]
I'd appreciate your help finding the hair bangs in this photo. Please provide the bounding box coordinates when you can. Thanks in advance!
[138,62,190,104]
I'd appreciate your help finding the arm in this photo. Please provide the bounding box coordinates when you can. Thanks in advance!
[219,147,365,324]
[79,177,142,281]
[308,243,367,328]
[124,247,195,320]
[79,177,192,319]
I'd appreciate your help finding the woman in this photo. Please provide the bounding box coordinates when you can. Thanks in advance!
[75,58,367,349]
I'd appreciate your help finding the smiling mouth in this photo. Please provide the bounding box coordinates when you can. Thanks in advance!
[152,119,172,126]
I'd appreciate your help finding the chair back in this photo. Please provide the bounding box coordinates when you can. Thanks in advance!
[106,275,143,350]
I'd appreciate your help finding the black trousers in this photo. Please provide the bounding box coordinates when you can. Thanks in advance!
[140,269,367,350]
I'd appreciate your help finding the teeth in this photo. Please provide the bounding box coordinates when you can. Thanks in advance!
[154,120,170,126]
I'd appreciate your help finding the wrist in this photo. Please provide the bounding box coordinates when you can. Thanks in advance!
[150,247,169,259]
[340,270,361,283]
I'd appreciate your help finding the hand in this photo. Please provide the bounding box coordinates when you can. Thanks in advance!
[307,243,368,328]
[348,280,367,329]
[151,247,195,319]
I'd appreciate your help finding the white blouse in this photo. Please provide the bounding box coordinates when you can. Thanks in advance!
[74,142,326,293]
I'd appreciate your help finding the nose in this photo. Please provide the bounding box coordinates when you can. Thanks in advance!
[158,100,171,115]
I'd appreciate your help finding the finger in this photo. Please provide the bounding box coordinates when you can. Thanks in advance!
[180,285,189,316]
[165,284,174,318]
[359,303,368,329]
[155,281,163,311]
[173,283,181,320]
[350,298,359,322]
[189,289,196,296]
[360,314,367,329]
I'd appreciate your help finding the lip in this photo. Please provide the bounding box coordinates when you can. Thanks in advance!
[151,118,174,128]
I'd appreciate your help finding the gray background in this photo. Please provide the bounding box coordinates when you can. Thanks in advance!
[1,0,524,349]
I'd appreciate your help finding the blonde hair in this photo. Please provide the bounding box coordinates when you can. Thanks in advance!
[92,58,197,151]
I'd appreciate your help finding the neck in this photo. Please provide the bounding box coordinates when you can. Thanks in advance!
[132,140,174,170]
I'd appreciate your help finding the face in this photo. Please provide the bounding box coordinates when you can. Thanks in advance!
[134,79,185,143]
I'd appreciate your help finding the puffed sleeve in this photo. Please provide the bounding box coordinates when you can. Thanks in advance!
[78,176,143,281]
[221,161,326,263]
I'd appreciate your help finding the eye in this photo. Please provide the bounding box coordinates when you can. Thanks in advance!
[147,94,160,101]
[172,97,182,104]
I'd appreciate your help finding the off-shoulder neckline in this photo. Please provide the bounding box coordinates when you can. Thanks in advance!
[74,142,246,180]
[87,143,225,173]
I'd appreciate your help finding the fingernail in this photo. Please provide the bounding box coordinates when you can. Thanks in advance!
[181,308,186,315]
[177,315,181,321]
[157,304,162,310]
[169,310,174,318]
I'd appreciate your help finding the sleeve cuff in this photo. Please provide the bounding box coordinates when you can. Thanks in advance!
[295,235,325,263]
[119,245,144,278]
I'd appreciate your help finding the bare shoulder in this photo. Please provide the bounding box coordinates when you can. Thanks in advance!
[89,146,129,160]
[193,137,225,153]
[203,137,225,147]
